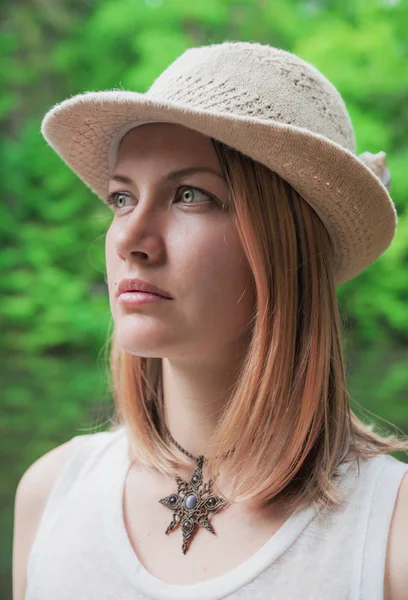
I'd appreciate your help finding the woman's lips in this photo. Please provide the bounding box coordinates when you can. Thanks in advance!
[118,291,172,305]
[117,277,173,299]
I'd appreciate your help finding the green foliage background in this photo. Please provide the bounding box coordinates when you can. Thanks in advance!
[2,0,408,596]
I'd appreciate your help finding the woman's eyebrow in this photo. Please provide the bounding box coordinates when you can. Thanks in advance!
[110,166,226,185]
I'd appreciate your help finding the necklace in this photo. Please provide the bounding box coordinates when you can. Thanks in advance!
[159,423,231,554]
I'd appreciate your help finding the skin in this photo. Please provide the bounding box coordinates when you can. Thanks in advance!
[105,122,256,469]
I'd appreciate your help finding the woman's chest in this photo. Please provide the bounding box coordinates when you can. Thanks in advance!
[122,465,291,585]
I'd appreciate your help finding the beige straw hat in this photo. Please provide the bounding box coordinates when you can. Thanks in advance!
[41,41,395,286]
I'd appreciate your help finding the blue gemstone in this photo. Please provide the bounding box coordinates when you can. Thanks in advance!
[185,493,197,510]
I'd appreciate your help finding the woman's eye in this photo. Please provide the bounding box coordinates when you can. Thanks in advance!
[105,186,214,210]
[105,192,132,209]
[176,186,213,206]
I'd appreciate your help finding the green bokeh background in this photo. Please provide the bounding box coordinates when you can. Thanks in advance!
[2,0,408,597]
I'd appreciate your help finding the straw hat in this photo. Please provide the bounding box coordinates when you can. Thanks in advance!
[41,41,395,286]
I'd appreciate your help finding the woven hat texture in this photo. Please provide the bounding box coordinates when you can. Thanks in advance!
[41,41,396,286]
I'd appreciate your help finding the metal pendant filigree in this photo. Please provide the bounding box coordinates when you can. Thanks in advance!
[159,455,230,554]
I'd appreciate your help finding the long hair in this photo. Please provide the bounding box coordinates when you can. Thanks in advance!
[104,137,408,513]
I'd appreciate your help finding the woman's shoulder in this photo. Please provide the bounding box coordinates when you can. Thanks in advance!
[384,466,408,600]
[13,437,81,600]
[14,429,114,548]
[19,426,124,493]
[13,426,125,599]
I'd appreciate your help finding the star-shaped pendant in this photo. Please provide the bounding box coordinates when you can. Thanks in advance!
[159,455,230,554]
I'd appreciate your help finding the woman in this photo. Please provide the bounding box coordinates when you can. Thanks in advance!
[13,41,408,600]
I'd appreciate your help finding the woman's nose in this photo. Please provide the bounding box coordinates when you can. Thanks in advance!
[112,194,166,261]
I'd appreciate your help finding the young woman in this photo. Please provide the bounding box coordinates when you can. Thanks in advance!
[13,41,408,600]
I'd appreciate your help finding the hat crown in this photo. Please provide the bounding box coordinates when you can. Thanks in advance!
[146,42,356,153]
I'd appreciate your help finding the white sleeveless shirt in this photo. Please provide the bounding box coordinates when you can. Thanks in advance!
[24,426,408,600]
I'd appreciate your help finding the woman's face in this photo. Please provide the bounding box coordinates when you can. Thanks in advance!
[105,122,256,363]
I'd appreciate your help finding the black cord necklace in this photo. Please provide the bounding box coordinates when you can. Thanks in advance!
[159,423,231,554]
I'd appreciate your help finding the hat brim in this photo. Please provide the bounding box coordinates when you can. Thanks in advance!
[41,90,397,285]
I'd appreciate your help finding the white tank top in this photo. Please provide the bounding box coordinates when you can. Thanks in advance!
[25,425,408,600]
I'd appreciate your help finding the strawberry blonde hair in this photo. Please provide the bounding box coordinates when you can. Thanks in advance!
[104,137,408,513]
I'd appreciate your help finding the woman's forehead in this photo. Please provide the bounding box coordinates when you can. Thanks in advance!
[114,123,218,170]
[120,121,209,146]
